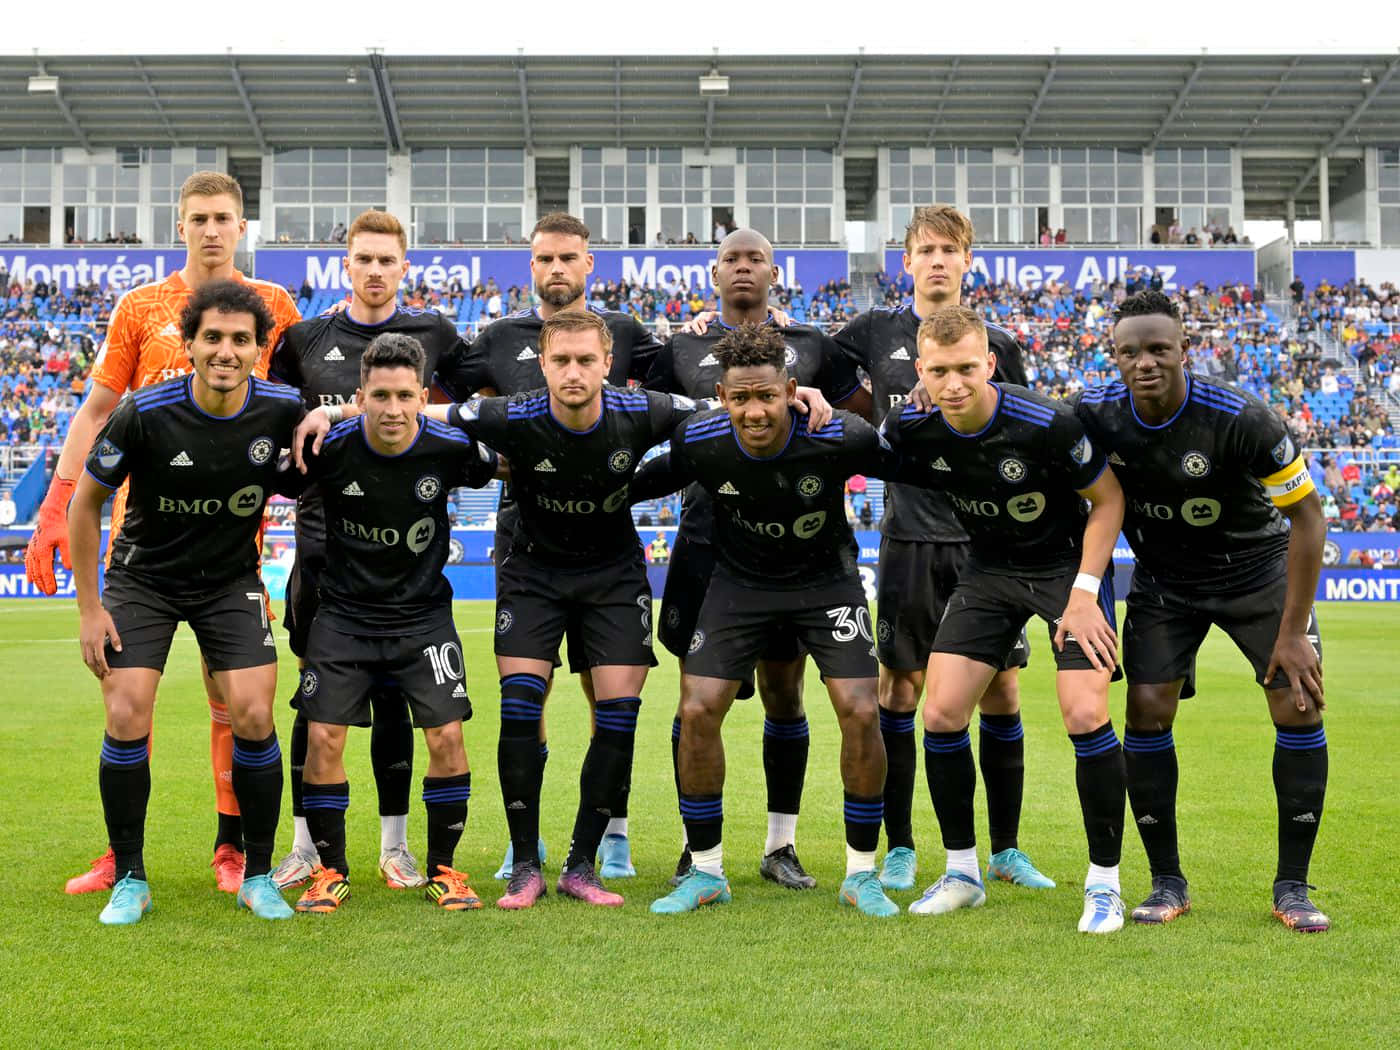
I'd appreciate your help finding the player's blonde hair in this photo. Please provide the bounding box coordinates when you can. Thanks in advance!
[917,305,987,352]
[904,204,974,256]
[348,209,407,255]
[539,310,613,355]
[178,172,243,217]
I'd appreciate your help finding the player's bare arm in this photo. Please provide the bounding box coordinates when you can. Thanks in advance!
[69,472,122,678]
[1054,466,1125,670]
[1268,490,1326,712]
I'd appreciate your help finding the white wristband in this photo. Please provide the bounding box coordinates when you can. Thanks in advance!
[322,405,344,425]
[1072,572,1101,595]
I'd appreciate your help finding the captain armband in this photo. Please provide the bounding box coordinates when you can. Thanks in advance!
[1260,456,1315,508]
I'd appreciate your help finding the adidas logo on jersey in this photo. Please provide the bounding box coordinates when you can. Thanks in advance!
[452,683,467,698]
[263,632,275,648]
[535,459,556,472]
[698,353,718,367]
[718,481,739,495]
[1109,452,1126,466]
[342,480,365,496]
[1292,811,1317,823]
[169,451,194,467]
[931,457,951,472]
[1137,815,1158,825]
[517,346,538,361]
[890,346,911,361]
[324,346,344,361]
[159,322,179,337]
[447,821,465,831]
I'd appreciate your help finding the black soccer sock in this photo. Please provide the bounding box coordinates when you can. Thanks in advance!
[303,781,350,878]
[1123,728,1183,880]
[423,773,471,877]
[215,812,244,854]
[844,793,884,856]
[100,734,151,881]
[924,729,977,851]
[879,707,917,851]
[979,713,1025,855]
[671,714,683,800]
[1273,722,1328,884]
[1070,722,1126,868]
[762,715,809,816]
[369,688,414,818]
[231,732,283,878]
[679,793,723,853]
[288,711,309,819]
[567,697,641,869]
[498,673,547,865]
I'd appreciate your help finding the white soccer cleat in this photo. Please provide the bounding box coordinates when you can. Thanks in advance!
[379,844,428,889]
[1079,886,1125,934]
[271,845,320,890]
[908,871,987,915]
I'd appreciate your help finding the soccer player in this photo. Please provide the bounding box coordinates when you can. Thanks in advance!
[635,323,902,918]
[1076,291,1330,932]
[68,281,303,924]
[644,227,868,890]
[267,209,479,893]
[882,307,1127,933]
[280,333,497,914]
[834,205,1049,893]
[29,172,301,895]
[452,212,663,880]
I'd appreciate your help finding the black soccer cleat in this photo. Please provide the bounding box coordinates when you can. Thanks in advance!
[1131,876,1192,924]
[669,848,693,888]
[759,844,817,890]
[1272,880,1330,933]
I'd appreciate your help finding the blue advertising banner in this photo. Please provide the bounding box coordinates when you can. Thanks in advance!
[881,248,1255,293]
[0,248,188,293]
[253,247,850,296]
[1290,249,1357,290]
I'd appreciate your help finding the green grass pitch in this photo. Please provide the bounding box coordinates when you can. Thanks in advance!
[1,599,1396,1048]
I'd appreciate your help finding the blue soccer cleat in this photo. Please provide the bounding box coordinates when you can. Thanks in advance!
[598,833,636,879]
[650,868,731,915]
[99,874,153,926]
[840,871,901,917]
[1079,886,1125,934]
[236,873,295,920]
[879,846,918,891]
[986,847,1056,889]
[908,872,987,916]
[495,838,548,880]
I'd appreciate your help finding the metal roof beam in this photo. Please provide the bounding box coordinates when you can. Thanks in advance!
[1238,55,1300,144]
[368,50,403,152]
[132,58,178,145]
[926,59,960,146]
[227,57,268,152]
[1146,56,1206,151]
[35,60,91,152]
[834,56,863,154]
[1290,55,1400,198]
[516,54,534,154]
[1015,54,1058,150]
[614,59,623,147]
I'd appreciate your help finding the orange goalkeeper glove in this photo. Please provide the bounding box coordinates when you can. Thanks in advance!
[24,476,76,595]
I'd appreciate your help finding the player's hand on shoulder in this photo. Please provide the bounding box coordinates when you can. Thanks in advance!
[319,296,351,317]
[78,606,122,679]
[793,386,832,429]
[905,382,934,414]
[1054,589,1118,672]
[1266,632,1325,713]
[681,311,717,335]
[293,406,339,471]
[768,306,793,328]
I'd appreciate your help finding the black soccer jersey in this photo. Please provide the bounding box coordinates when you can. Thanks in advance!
[269,306,477,544]
[643,318,866,545]
[835,306,1028,543]
[635,408,891,587]
[1074,373,1313,592]
[453,306,662,395]
[279,415,498,635]
[85,375,304,590]
[880,383,1107,578]
[448,385,696,566]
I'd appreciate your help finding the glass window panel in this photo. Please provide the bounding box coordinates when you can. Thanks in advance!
[116,166,139,189]
[459,188,485,204]
[968,188,994,204]
[749,206,775,239]
[115,188,139,204]
[582,164,601,188]
[776,206,802,243]
[1091,208,1113,243]
[0,188,19,203]
[0,205,20,239]
[1090,188,1115,204]
[352,165,384,191]
[1060,148,1086,164]
[312,164,347,188]
[807,163,832,189]
[488,148,520,164]
[891,205,912,238]
[275,163,309,188]
[660,207,683,240]
[275,206,311,241]
[995,166,1015,189]
[1089,165,1115,189]
[1089,148,1114,165]
[747,165,773,189]
[1119,188,1142,204]
[659,166,682,189]
[605,206,624,242]
[659,188,682,204]
[64,166,87,192]
[1156,166,1178,189]
[777,189,804,204]
[492,163,524,188]
[1117,149,1142,166]
[747,149,772,163]
[604,164,624,187]
[1382,208,1400,246]
[964,148,993,164]
[583,206,603,237]
[807,207,830,242]
[195,147,218,166]
[776,148,803,164]
[909,164,931,188]
[1061,189,1087,204]
[488,185,523,203]
[276,187,309,204]
[890,164,909,188]
[890,148,910,164]
[1023,165,1049,190]
[710,166,735,190]
[777,165,803,189]
[966,165,993,188]
[1206,148,1230,164]
[312,148,346,164]
[806,148,832,164]
[685,166,704,189]
[969,207,996,242]
[748,189,773,204]
[1181,206,1204,229]
[1207,165,1231,188]
[414,148,447,164]
[1380,190,1400,205]
[1063,207,1088,242]
[582,148,603,165]
[626,147,647,164]
[659,148,682,164]
[278,148,309,164]
[891,188,910,205]
[24,164,49,191]
[1181,189,1206,204]
[1116,206,1140,245]
[349,148,382,165]
[627,165,646,188]
[806,189,832,204]
[455,165,486,188]
[1118,165,1142,189]
[1179,148,1204,164]
[604,188,624,204]
[1208,189,1232,205]
[415,164,447,188]
[486,206,521,242]
[688,207,708,240]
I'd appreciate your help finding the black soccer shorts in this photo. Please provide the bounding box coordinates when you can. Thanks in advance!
[684,568,877,682]
[875,536,1029,673]
[494,548,657,670]
[102,567,277,673]
[933,566,1118,676]
[299,618,471,729]
[283,531,325,659]
[1124,566,1321,699]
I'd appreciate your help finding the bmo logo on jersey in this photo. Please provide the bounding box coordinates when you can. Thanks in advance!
[155,484,263,517]
[340,515,436,551]
[536,483,630,515]
[731,509,827,538]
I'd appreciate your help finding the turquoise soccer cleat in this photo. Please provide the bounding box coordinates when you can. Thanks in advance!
[598,833,637,879]
[494,838,548,880]
[878,846,918,891]
[650,869,731,915]
[237,873,295,920]
[986,847,1056,889]
[99,874,153,926]
[839,871,901,917]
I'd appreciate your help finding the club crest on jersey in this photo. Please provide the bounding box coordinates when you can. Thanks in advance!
[998,457,1026,483]
[670,393,696,411]
[300,670,319,697]
[247,437,275,466]
[797,474,823,497]
[689,630,706,653]
[1181,451,1211,478]
[496,609,514,634]
[448,538,465,564]
[95,440,123,470]
[1271,436,1295,467]
[609,449,634,474]
[783,346,798,368]
[637,594,652,632]
[458,397,482,423]
[876,618,892,643]
[1322,539,1341,566]
[415,475,442,501]
[1069,436,1094,465]
[665,606,681,628]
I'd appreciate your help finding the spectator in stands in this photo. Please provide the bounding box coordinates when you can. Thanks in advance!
[1054,228,1067,244]
[0,489,15,527]
[647,533,670,564]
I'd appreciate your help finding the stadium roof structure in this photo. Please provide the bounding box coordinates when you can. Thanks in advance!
[3,52,1398,216]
